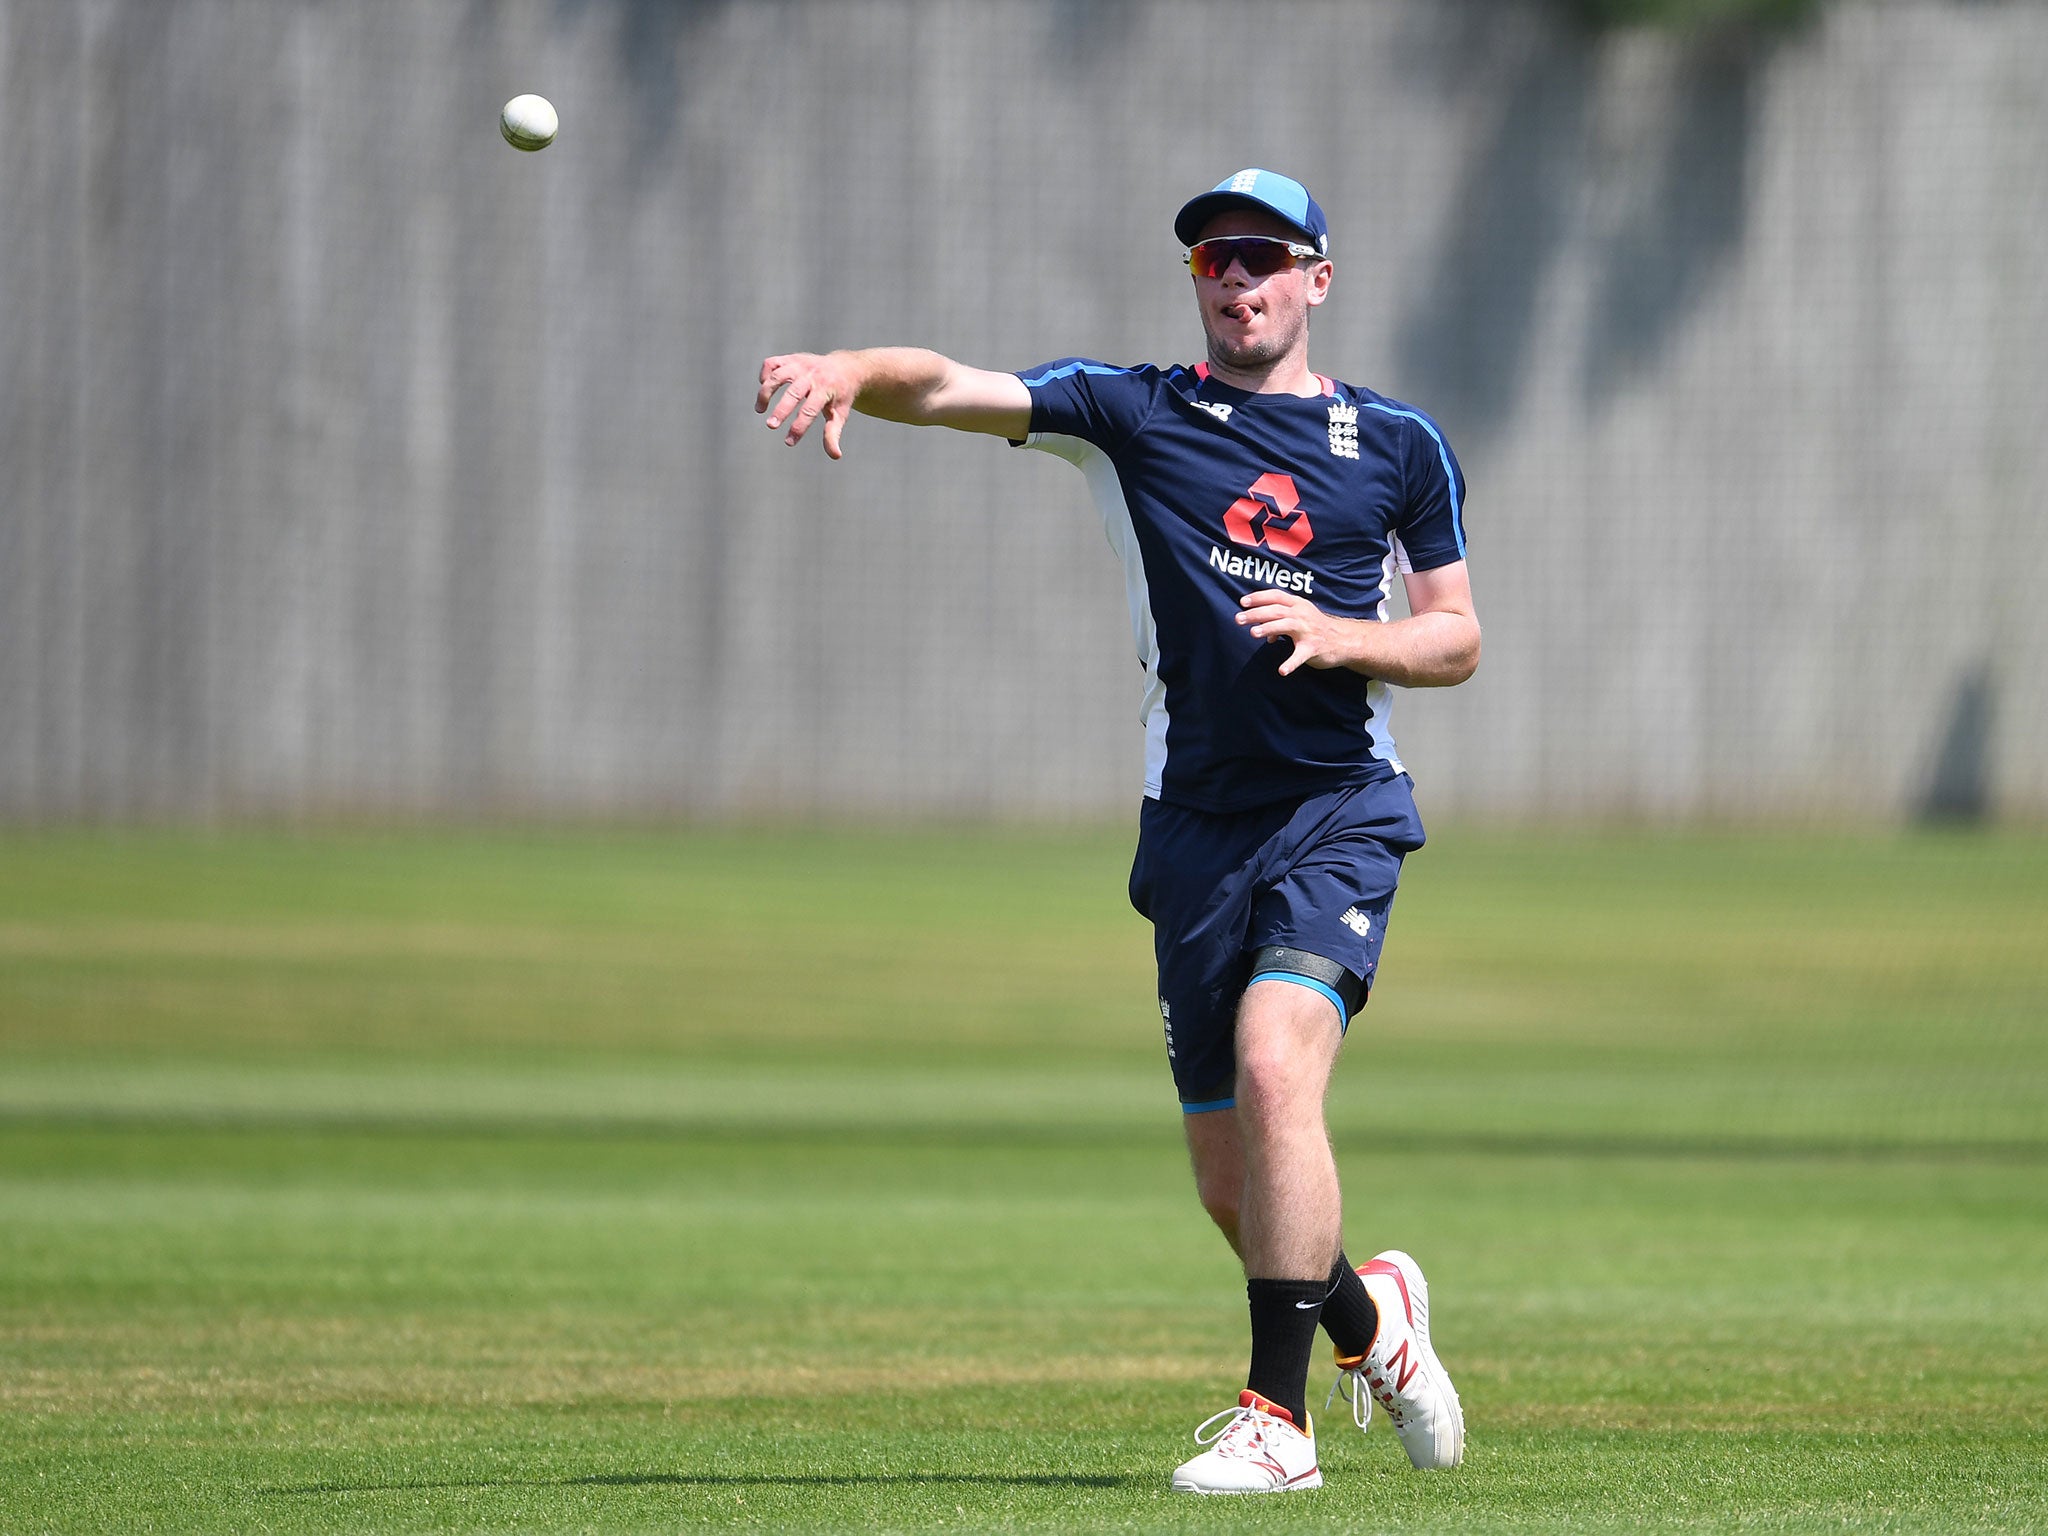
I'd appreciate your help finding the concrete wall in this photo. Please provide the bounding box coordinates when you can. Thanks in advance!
[1,0,2043,822]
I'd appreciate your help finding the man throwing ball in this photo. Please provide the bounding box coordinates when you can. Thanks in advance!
[756,170,1477,1494]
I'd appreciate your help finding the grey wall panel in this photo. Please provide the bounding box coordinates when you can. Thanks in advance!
[0,0,2042,822]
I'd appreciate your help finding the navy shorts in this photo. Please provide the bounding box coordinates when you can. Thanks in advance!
[1127,775,1425,1111]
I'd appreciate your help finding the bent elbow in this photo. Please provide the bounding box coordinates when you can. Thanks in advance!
[1446,625,1481,686]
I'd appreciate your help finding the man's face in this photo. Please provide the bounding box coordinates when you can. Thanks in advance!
[1190,208,1334,373]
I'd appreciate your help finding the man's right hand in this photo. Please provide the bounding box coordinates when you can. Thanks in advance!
[758,347,1033,456]
[758,351,862,459]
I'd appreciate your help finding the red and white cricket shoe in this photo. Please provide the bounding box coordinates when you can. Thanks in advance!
[1170,1390,1322,1494]
[1340,1249,1465,1468]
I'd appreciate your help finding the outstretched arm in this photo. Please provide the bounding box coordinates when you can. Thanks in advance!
[1236,559,1481,686]
[756,348,1033,460]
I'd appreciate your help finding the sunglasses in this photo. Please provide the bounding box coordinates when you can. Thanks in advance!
[1185,236,1324,278]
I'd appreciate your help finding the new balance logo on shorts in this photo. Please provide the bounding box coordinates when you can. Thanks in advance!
[1341,906,1372,937]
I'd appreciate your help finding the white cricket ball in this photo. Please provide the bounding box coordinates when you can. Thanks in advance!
[500,94,558,152]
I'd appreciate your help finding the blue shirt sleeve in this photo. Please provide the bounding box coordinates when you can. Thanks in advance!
[1391,407,1468,571]
[1016,359,1160,452]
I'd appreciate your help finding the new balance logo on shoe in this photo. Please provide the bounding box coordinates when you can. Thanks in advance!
[1382,1337,1419,1393]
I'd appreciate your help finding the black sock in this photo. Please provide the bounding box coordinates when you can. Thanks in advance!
[1245,1278,1325,1429]
[1320,1250,1380,1361]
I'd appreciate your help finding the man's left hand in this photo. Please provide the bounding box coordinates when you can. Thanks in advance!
[1236,589,1357,677]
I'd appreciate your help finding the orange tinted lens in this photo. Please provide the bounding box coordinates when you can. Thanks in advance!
[1188,238,1296,278]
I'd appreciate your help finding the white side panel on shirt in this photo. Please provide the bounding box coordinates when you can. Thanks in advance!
[1367,547,1405,773]
[1026,432,1171,799]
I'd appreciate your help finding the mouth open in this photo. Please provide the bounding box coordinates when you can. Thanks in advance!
[1222,302,1256,323]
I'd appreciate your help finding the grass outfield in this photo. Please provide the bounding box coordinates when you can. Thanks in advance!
[1,826,2044,1532]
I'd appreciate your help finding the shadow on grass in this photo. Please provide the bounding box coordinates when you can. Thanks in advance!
[268,1471,1140,1494]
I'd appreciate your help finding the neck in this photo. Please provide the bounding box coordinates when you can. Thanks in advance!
[1204,348,1320,397]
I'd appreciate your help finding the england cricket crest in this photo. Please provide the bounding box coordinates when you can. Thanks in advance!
[1328,400,1359,460]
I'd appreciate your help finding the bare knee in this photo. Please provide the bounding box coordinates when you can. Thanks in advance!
[1235,1034,1297,1105]
[1235,1035,1324,1129]
[1235,982,1342,1126]
[1196,1170,1241,1235]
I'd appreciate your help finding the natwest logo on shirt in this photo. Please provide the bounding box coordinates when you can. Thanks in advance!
[1223,472,1314,558]
[1212,472,1316,595]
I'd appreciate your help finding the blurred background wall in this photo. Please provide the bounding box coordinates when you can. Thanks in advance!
[0,0,2041,824]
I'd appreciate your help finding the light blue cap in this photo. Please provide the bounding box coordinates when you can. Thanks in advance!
[1174,169,1330,252]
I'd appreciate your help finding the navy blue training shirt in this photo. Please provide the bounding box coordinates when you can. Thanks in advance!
[1017,359,1468,814]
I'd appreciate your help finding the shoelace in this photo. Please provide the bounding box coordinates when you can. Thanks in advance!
[1191,1403,1272,1454]
[1361,1362,1409,1424]
[1324,1367,1375,1432]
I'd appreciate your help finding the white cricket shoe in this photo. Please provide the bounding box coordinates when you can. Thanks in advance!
[1170,1390,1322,1494]
[1342,1249,1465,1469]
